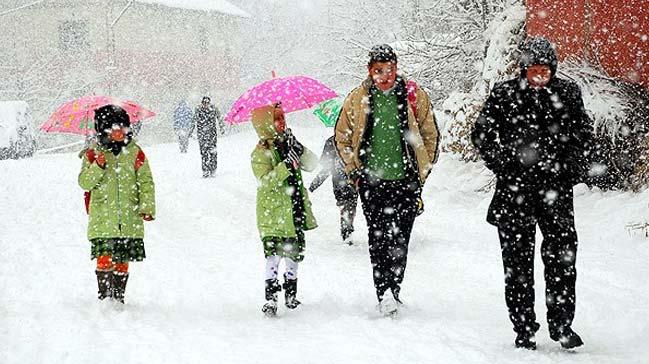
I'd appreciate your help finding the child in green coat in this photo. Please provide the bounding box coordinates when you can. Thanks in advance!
[78,105,156,303]
[250,104,318,317]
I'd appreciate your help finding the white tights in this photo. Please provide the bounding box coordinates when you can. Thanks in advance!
[265,256,298,281]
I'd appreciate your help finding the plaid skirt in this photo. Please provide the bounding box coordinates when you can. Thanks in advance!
[262,229,305,262]
[90,238,146,263]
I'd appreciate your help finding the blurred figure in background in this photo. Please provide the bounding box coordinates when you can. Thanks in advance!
[309,135,359,245]
[190,96,220,177]
[173,100,193,153]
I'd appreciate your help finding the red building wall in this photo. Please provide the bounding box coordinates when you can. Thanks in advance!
[527,0,649,88]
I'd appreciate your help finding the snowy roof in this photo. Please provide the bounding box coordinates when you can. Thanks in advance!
[136,0,251,18]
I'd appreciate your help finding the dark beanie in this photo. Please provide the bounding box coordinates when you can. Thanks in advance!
[94,104,130,134]
[368,44,397,66]
[519,36,558,75]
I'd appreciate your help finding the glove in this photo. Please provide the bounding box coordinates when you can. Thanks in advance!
[141,214,154,221]
[285,149,300,170]
[348,169,362,189]
[416,197,424,216]
[96,153,106,168]
[285,129,304,156]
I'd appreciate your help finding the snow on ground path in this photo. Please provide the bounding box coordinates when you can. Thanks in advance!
[1,126,648,364]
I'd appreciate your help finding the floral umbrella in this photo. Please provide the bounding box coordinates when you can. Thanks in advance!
[40,96,155,135]
[224,75,337,124]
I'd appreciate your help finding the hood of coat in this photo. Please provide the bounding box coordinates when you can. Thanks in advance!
[251,105,278,141]
[519,36,559,78]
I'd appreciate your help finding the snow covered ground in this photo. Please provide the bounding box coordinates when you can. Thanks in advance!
[1,125,648,364]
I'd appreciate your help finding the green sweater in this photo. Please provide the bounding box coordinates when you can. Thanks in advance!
[366,89,405,180]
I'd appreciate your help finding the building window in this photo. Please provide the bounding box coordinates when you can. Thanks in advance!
[59,20,89,51]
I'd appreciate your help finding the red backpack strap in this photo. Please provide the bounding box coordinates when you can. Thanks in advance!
[134,148,146,171]
[83,148,97,215]
[85,148,96,163]
[406,80,418,119]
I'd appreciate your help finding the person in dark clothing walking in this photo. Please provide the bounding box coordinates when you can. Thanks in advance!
[190,96,220,177]
[173,100,193,153]
[471,37,593,350]
[309,135,359,245]
[335,44,440,316]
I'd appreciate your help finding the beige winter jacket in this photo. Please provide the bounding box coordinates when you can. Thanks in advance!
[334,77,440,183]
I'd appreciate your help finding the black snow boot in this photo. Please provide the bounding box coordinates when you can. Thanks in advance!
[550,327,584,349]
[111,272,129,304]
[95,270,112,300]
[262,279,281,317]
[515,323,540,350]
[283,275,301,309]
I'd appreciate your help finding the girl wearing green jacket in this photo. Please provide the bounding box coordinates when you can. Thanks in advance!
[78,105,156,304]
[251,104,318,317]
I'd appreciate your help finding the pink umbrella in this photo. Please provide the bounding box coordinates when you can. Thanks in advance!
[224,75,337,124]
[40,96,156,135]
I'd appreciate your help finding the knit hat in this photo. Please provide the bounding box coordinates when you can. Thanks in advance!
[519,36,558,76]
[368,44,398,66]
[94,104,130,134]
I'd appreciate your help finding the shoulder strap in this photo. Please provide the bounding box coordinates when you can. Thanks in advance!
[134,148,146,171]
[406,80,418,119]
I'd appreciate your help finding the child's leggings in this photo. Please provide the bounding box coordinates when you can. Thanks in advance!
[96,255,129,273]
[265,256,298,281]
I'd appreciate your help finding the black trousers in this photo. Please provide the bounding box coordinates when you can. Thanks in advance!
[338,196,358,241]
[496,185,578,334]
[359,178,418,301]
[199,138,217,175]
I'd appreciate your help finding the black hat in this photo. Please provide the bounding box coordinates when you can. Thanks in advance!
[368,44,397,66]
[519,36,558,75]
[94,104,130,134]
[202,96,211,103]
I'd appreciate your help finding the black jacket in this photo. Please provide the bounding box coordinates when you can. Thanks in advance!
[309,136,357,202]
[190,105,220,143]
[471,76,593,225]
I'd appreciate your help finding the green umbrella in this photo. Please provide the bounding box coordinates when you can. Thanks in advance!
[313,98,343,127]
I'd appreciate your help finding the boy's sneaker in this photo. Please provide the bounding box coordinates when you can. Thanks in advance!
[550,327,584,349]
[262,300,277,317]
[377,296,399,317]
[515,331,537,350]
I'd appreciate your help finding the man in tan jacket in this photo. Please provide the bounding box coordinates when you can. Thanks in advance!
[335,44,439,315]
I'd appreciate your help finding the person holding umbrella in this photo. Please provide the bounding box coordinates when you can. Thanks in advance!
[251,103,319,317]
[309,99,359,245]
[335,44,440,316]
[78,105,156,304]
[309,134,358,245]
[224,74,336,316]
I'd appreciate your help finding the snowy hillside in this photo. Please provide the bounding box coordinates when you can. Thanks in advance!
[1,126,648,364]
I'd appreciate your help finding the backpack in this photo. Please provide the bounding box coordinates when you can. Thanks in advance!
[406,80,418,118]
[83,147,147,214]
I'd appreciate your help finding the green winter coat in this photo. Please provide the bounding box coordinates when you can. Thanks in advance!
[250,105,318,239]
[78,142,155,240]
